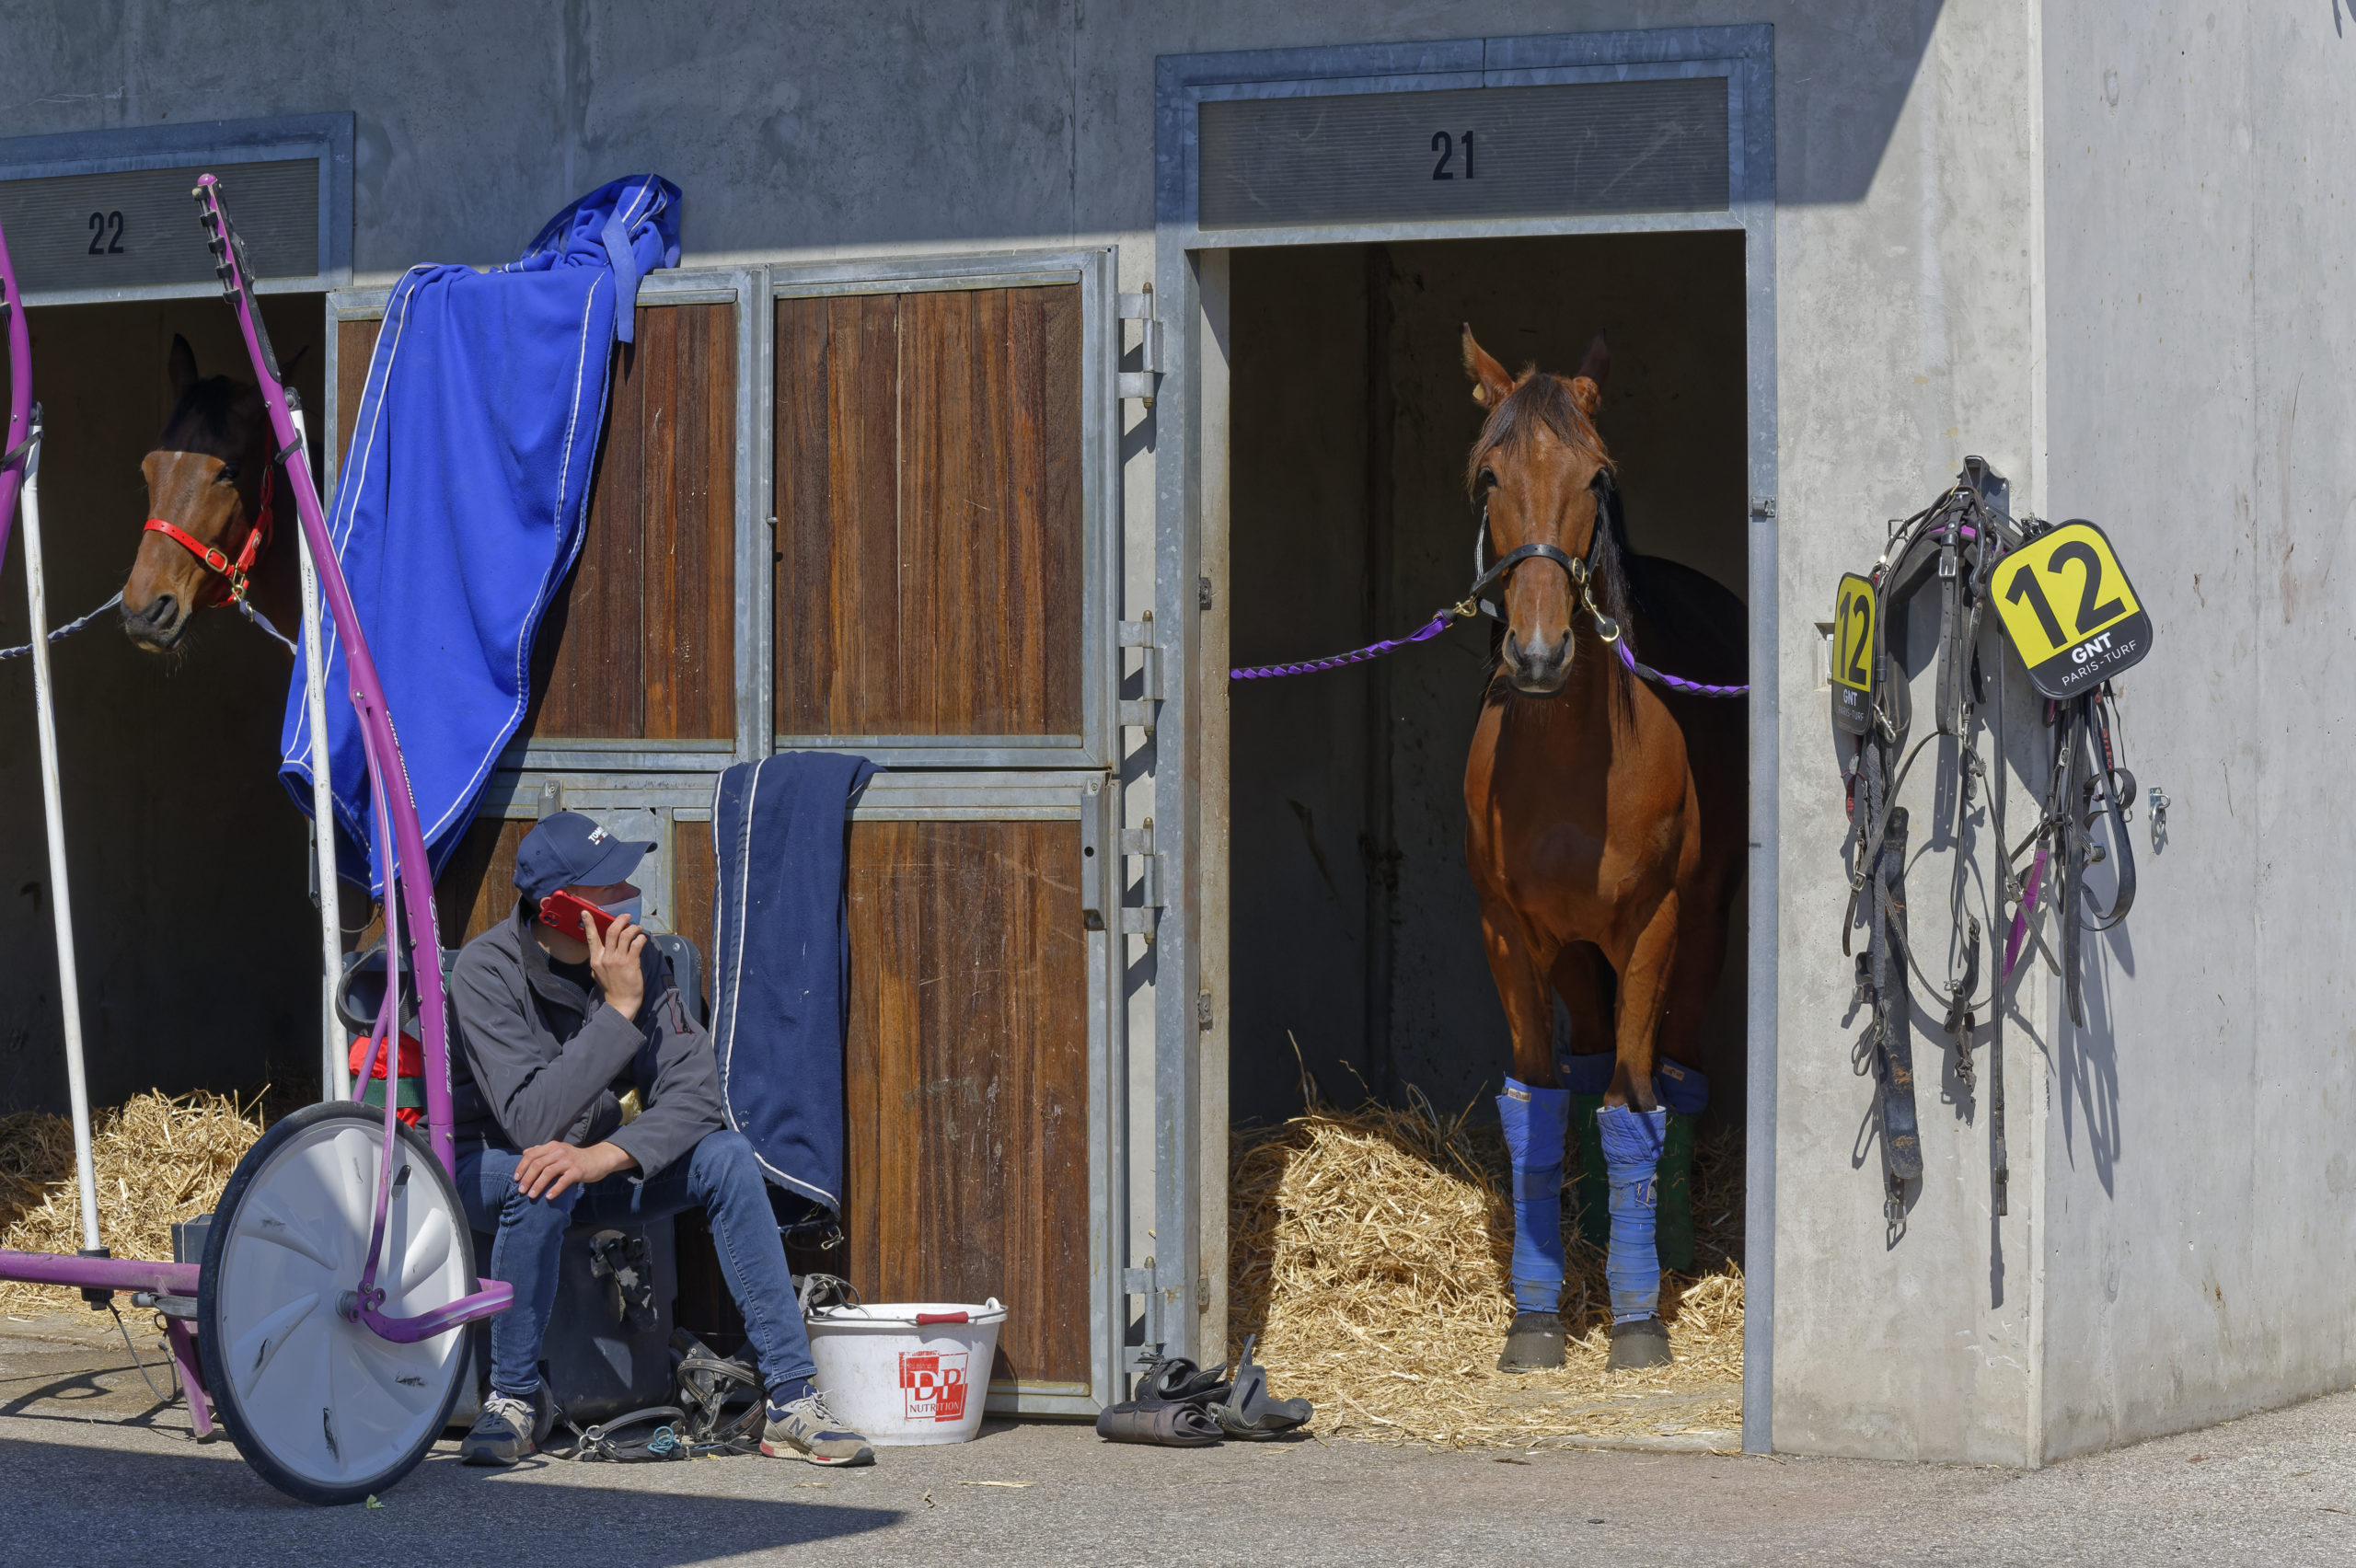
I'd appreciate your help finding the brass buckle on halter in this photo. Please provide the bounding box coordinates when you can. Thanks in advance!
[224,567,250,605]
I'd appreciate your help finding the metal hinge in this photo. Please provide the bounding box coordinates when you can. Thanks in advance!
[1119,615,1161,733]
[1749,494,1777,519]
[1118,286,1164,407]
[1120,819,1163,940]
[1196,989,1214,1031]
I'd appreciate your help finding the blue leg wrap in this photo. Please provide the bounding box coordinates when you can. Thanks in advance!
[1597,1104,1669,1323]
[1553,1050,1616,1097]
[1496,1078,1572,1314]
[1653,1059,1709,1116]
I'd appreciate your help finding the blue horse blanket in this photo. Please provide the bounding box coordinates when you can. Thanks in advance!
[281,176,682,894]
[709,754,879,1212]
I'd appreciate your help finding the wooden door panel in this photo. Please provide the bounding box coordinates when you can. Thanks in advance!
[529,301,737,742]
[333,302,736,748]
[839,819,1091,1388]
[433,816,530,949]
[773,285,1084,739]
[670,816,717,1005]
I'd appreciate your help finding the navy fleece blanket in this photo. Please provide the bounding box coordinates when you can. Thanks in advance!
[710,754,880,1211]
[281,176,681,894]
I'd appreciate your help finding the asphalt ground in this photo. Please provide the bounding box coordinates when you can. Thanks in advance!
[4,1310,2353,1567]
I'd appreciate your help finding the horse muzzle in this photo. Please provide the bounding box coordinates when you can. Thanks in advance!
[120,591,189,651]
[1501,628,1575,695]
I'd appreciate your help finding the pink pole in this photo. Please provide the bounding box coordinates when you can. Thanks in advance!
[192,175,457,1177]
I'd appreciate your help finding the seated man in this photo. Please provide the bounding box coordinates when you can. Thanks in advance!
[447,810,871,1468]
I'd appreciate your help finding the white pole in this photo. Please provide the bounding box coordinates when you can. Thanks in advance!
[292,408,347,1102]
[19,430,100,1252]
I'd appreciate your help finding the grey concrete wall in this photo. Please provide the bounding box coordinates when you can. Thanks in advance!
[2034,3,2356,1458]
[0,296,326,1110]
[1227,234,1749,1130]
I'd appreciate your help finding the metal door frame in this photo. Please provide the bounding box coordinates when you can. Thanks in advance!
[1149,26,1780,1450]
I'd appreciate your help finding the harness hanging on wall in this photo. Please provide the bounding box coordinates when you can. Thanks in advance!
[1833,459,2152,1236]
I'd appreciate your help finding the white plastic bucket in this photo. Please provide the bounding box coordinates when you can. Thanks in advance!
[804,1298,1008,1445]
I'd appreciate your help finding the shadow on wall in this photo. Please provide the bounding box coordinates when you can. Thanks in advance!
[0,294,327,1114]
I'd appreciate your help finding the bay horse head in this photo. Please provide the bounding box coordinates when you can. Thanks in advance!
[1461,327,1630,697]
[120,334,274,652]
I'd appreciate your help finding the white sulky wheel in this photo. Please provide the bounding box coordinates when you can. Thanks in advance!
[199,1103,476,1505]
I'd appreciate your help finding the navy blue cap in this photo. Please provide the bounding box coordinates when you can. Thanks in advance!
[514,812,654,899]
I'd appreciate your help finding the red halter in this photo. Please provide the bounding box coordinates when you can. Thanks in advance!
[144,464,275,608]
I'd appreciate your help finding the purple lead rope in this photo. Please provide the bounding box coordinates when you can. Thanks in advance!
[1229,608,1462,680]
[1231,606,1747,698]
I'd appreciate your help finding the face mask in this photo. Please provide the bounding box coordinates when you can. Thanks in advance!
[603,896,644,924]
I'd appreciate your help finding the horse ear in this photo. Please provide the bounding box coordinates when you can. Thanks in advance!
[168,335,199,401]
[1568,332,1610,415]
[1461,325,1515,409]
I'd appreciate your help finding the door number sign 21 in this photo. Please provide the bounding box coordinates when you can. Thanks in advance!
[1988,520,2153,698]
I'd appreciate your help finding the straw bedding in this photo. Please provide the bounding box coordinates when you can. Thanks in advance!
[1229,1080,1743,1449]
[0,1090,264,1315]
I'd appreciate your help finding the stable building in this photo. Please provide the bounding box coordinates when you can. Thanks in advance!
[0,2,2344,1466]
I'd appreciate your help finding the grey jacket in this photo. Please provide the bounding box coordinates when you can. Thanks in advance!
[448,906,725,1178]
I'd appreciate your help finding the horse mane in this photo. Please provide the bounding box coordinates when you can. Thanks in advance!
[1468,372,1640,703]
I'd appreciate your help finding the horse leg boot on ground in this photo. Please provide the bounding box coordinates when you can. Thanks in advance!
[1600,892,1680,1370]
[1484,908,1572,1372]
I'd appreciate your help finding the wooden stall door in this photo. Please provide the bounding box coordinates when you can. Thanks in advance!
[770,275,1106,1401]
[774,285,1083,740]
[333,297,739,965]
[837,819,1092,1389]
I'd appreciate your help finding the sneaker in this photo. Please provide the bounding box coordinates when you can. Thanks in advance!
[759,1386,874,1467]
[459,1387,543,1466]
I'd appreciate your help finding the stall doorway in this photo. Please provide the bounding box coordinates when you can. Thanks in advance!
[1218,230,1752,1433]
[1228,231,1750,1127]
[0,294,327,1113]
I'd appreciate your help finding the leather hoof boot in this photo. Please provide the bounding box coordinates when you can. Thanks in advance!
[1496,1310,1566,1371]
[1606,1316,1673,1370]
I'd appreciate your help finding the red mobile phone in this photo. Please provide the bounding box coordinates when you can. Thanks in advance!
[538,888,618,941]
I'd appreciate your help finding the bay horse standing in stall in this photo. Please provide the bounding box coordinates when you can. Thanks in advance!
[121,334,298,654]
[1460,328,1746,1372]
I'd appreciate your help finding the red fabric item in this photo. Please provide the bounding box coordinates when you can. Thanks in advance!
[348,1032,424,1079]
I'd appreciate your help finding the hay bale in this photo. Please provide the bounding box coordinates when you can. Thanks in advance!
[1229,1082,1744,1448]
[0,1090,264,1314]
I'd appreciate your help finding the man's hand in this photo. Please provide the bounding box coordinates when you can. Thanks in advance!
[514,1140,638,1200]
[588,909,648,1021]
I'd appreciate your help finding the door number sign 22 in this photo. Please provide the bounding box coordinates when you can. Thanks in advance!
[1989,520,2153,698]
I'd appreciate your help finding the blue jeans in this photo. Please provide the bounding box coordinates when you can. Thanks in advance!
[457,1129,817,1401]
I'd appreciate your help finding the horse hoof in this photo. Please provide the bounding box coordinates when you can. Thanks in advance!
[1606,1316,1673,1370]
[1496,1311,1566,1371]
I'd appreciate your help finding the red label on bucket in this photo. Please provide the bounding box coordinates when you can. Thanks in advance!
[900,1349,969,1423]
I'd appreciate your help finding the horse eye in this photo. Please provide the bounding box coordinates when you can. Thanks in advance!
[1478,467,1498,490]
[214,464,239,483]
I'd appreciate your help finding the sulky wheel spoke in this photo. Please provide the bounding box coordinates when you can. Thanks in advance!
[341,1332,442,1429]
[391,1205,455,1302]
[237,1189,341,1277]
[227,1291,322,1403]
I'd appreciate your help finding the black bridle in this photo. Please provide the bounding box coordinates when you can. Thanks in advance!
[1465,473,1619,642]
